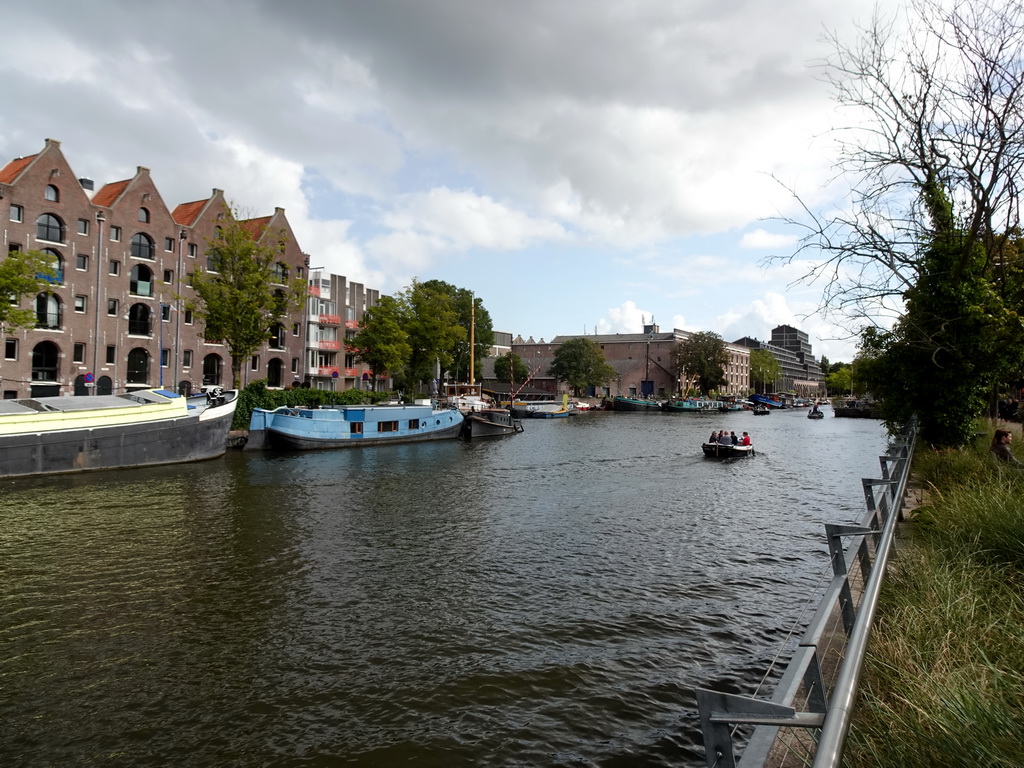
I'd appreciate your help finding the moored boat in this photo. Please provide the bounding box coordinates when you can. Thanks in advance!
[662,398,724,413]
[612,395,662,412]
[701,442,756,458]
[0,387,238,479]
[247,401,464,450]
[752,405,771,415]
[460,408,524,439]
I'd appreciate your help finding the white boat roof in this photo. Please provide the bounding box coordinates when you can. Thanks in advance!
[0,390,177,415]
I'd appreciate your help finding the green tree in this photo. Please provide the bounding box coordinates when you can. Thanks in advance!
[673,332,729,396]
[492,352,530,385]
[188,210,306,389]
[749,348,781,394]
[548,338,615,396]
[826,365,852,395]
[0,249,57,330]
[399,279,465,388]
[418,280,494,383]
[349,295,411,391]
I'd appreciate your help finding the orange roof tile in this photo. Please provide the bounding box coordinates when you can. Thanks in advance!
[92,179,130,207]
[0,154,37,184]
[172,199,208,227]
[241,216,271,240]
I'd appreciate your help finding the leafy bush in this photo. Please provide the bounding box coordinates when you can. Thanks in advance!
[232,381,398,429]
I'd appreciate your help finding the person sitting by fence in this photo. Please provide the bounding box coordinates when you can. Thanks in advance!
[991,429,1019,463]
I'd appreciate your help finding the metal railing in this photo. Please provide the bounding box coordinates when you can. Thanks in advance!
[695,417,917,767]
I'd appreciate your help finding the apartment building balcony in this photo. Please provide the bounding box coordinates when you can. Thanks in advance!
[345,320,359,330]
[313,366,340,378]
[314,340,341,351]
[308,313,341,326]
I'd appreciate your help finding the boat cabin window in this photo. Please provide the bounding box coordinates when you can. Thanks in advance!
[409,419,421,429]
[350,423,363,435]
[377,421,399,433]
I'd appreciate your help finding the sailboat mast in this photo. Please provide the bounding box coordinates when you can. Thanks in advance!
[469,296,475,386]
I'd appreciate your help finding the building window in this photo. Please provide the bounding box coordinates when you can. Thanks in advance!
[106,345,116,364]
[291,357,299,373]
[138,207,150,223]
[251,355,260,371]
[296,266,303,279]
[40,249,63,284]
[32,341,60,381]
[76,254,88,270]
[187,243,197,257]
[160,348,169,368]
[107,298,118,316]
[183,350,193,368]
[110,226,121,242]
[127,348,150,384]
[35,294,61,329]
[129,264,154,296]
[73,342,86,363]
[77,218,89,236]
[35,213,64,243]
[9,204,23,223]
[127,304,152,336]
[74,295,87,313]
[44,184,59,202]
[164,237,174,251]
[4,339,16,360]
[184,309,193,325]
[109,260,120,276]
[271,262,288,283]
[163,269,173,283]
[131,232,154,260]
[292,323,300,336]
[269,324,286,350]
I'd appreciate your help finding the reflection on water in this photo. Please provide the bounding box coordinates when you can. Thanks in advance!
[0,409,887,767]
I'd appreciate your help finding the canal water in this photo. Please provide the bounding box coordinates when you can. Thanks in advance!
[1,407,888,767]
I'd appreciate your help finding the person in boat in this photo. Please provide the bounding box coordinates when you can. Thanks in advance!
[729,431,738,444]
[709,430,719,444]
[740,432,751,446]
[811,403,820,414]
[991,429,1019,463]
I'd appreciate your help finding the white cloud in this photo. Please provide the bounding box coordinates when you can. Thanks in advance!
[740,229,801,250]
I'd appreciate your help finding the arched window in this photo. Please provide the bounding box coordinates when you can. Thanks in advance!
[39,248,63,284]
[138,207,150,223]
[127,348,150,385]
[31,341,60,381]
[35,213,64,243]
[269,323,286,350]
[271,262,288,283]
[35,294,61,329]
[203,354,223,386]
[131,232,154,260]
[44,184,59,202]
[129,264,154,296]
[267,358,284,388]
[127,303,151,336]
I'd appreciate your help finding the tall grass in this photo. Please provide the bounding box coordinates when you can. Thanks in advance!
[845,427,1024,767]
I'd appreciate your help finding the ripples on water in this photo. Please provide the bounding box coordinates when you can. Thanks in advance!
[0,409,888,767]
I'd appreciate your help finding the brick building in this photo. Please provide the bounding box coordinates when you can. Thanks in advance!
[0,139,372,399]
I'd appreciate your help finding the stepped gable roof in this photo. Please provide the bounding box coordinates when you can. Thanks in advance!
[172,199,208,227]
[0,154,36,183]
[92,179,130,207]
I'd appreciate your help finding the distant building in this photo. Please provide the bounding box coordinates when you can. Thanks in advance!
[509,323,751,398]
[733,324,825,394]
[306,269,381,391]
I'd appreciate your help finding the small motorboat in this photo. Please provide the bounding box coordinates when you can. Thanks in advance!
[752,405,771,415]
[702,443,755,459]
[807,409,825,419]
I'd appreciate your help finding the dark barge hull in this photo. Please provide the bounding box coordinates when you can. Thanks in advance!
[0,395,238,479]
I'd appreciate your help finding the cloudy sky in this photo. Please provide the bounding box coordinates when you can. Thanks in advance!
[2,0,900,362]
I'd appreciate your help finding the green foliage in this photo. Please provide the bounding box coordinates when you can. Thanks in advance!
[400,278,466,385]
[825,364,852,394]
[349,295,411,389]
[748,348,781,393]
[419,280,494,383]
[673,332,729,396]
[492,352,530,384]
[857,180,1016,447]
[547,337,615,396]
[234,380,394,429]
[188,209,306,389]
[0,249,58,330]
